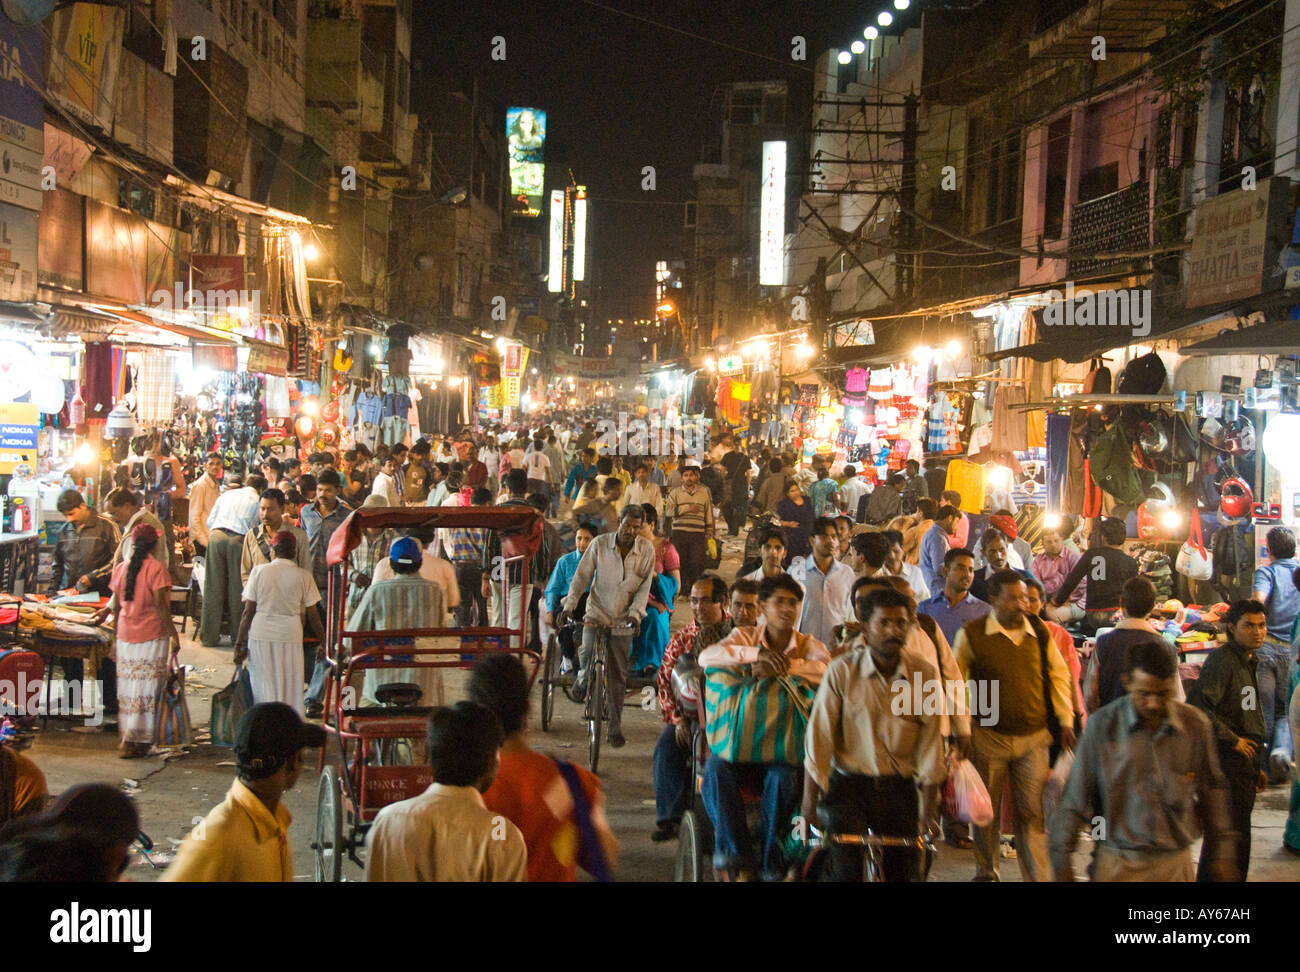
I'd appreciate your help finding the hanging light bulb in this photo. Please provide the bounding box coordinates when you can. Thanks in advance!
[1043,512,1062,530]
[878,10,893,26]
[894,0,910,8]
[837,50,852,64]
[864,25,879,39]
[850,40,865,54]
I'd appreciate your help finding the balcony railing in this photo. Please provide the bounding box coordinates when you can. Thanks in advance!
[1067,182,1150,278]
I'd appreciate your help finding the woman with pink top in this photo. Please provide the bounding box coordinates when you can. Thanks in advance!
[108,523,181,758]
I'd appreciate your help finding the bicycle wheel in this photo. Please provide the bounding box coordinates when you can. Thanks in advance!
[587,659,604,773]
[674,810,705,882]
[313,767,343,883]
[540,633,558,731]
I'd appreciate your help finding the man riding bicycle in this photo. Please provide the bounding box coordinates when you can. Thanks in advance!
[557,505,656,749]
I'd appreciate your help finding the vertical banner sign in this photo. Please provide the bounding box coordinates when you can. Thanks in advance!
[759,140,786,286]
[547,190,564,293]
[0,403,39,474]
[506,107,546,218]
[0,15,45,301]
[502,343,522,407]
[573,188,588,282]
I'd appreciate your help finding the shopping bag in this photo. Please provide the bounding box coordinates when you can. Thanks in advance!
[703,668,816,765]
[1175,514,1213,581]
[704,536,722,569]
[154,664,194,748]
[942,759,994,827]
[1043,748,1074,822]
[209,663,254,748]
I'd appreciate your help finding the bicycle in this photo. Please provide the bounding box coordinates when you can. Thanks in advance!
[801,828,937,883]
[572,618,636,773]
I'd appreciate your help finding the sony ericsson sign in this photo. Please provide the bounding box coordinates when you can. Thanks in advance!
[1040,283,1152,338]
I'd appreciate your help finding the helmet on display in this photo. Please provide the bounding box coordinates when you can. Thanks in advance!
[671,651,702,709]
[333,346,354,373]
[1144,481,1175,513]
[1137,420,1169,455]
[1224,417,1256,456]
[1136,502,1160,540]
[1217,477,1253,522]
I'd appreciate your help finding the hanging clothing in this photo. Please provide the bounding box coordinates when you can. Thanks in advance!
[944,459,985,513]
[989,385,1029,454]
[136,353,176,425]
[264,376,292,419]
[845,367,868,395]
[1046,413,1071,514]
[82,341,116,423]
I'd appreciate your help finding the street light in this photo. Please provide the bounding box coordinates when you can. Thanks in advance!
[878,10,893,25]
[837,50,852,64]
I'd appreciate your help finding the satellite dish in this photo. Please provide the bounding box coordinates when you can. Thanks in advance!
[1,0,57,25]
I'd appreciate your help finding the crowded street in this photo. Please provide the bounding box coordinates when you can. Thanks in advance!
[2,0,1300,939]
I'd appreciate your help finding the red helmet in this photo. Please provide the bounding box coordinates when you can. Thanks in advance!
[1218,477,1253,521]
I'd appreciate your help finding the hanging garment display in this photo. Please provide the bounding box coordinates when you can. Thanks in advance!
[264,376,292,419]
[944,458,985,513]
[845,367,868,394]
[868,367,894,400]
[989,385,1029,454]
[136,353,176,426]
[1046,413,1071,514]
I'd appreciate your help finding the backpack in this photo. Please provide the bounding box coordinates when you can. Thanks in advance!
[1087,424,1144,505]
[1210,523,1252,591]
[1139,550,1174,601]
[1117,352,1167,395]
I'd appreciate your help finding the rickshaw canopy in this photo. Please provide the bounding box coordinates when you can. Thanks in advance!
[326,505,544,566]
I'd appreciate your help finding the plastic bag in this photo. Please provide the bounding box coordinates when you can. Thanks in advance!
[1043,748,1074,822]
[942,759,994,827]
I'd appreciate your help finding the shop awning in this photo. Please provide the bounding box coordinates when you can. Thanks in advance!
[0,301,47,328]
[1178,318,1300,356]
[985,287,1300,363]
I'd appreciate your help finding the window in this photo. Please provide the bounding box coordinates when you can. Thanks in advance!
[397,55,409,112]
[1043,115,1071,239]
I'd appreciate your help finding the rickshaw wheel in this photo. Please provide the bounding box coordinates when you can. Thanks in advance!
[674,810,707,882]
[314,766,343,883]
[540,634,558,731]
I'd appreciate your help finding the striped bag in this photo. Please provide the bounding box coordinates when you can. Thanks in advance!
[703,668,817,765]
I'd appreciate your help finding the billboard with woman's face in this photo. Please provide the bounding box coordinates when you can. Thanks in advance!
[507,107,547,218]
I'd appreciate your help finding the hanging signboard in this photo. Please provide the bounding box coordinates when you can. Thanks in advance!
[1183,177,1290,308]
[0,402,39,474]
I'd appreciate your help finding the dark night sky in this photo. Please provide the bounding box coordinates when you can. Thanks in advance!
[415,0,874,320]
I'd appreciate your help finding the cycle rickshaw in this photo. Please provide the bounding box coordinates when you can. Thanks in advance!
[311,505,543,881]
[671,656,934,882]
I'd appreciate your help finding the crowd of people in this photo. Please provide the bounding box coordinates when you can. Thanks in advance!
[7,412,1300,884]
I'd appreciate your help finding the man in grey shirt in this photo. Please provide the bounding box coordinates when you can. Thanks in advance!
[1049,640,1235,882]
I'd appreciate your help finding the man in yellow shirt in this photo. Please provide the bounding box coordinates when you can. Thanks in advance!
[163,703,325,881]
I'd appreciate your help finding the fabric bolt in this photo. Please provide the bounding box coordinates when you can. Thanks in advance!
[115,637,171,744]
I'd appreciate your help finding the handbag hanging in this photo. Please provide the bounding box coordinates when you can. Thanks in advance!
[210,663,254,747]
[154,659,194,748]
[1175,513,1213,581]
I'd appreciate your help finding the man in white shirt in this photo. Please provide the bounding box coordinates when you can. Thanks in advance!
[200,474,267,647]
[839,465,869,523]
[188,452,224,553]
[371,454,402,507]
[624,460,663,519]
[524,437,552,496]
[788,517,855,648]
[366,701,527,882]
[558,505,656,749]
[803,584,946,881]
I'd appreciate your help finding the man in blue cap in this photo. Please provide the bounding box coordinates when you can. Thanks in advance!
[349,536,448,707]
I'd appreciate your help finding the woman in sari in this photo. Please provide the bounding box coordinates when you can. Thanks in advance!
[108,524,180,758]
[631,505,679,674]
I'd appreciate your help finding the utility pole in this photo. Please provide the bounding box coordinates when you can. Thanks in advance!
[896,92,919,302]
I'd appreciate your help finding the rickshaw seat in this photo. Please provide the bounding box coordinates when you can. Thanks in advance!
[374,682,424,706]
